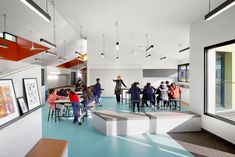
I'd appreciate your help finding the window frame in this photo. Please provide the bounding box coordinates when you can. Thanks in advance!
[178,63,190,82]
[204,39,235,125]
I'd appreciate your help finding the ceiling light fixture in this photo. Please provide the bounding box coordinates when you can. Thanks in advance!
[146,45,154,52]
[0,43,8,49]
[101,53,105,58]
[146,54,151,59]
[160,56,167,60]
[45,51,57,56]
[115,21,119,51]
[2,14,16,43]
[58,56,66,61]
[34,58,44,62]
[58,40,66,61]
[205,0,235,21]
[116,56,119,61]
[20,0,51,22]
[145,33,154,58]
[75,51,82,56]
[179,47,190,53]
[40,38,56,49]
[101,34,105,58]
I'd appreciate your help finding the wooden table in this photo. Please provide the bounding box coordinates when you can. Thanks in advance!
[25,138,68,157]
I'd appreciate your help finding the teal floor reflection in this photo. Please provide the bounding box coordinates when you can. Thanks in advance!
[42,97,193,157]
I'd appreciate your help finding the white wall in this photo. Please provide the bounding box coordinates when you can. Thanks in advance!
[190,7,235,144]
[88,68,143,97]
[0,65,43,156]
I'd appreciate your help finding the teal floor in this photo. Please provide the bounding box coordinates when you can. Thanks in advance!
[42,98,193,157]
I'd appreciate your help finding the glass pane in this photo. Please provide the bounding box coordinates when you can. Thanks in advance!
[178,65,187,82]
[187,65,190,82]
[206,42,235,123]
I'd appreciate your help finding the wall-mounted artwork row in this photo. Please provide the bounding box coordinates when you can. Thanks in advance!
[23,78,41,111]
[0,79,19,127]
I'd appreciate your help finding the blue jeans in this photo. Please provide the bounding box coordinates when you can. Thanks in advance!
[72,102,80,123]
[95,95,101,104]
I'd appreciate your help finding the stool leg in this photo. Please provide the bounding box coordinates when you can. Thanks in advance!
[51,110,54,119]
[47,110,51,121]
[55,109,57,123]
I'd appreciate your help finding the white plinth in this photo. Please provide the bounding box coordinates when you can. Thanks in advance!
[148,112,201,134]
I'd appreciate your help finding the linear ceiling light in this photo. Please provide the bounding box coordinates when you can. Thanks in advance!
[205,0,235,21]
[34,58,44,62]
[160,56,167,60]
[145,54,151,59]
[45,51,57,56]
[0,43,8,49]
[179,47,190,53]
[58,56,66,61]
[20,0,51,22]
[40,38,56,49]
[75,51,82,56]
[146,45,154,52]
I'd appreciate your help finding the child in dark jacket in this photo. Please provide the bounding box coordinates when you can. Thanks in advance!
[128,82,142,113]
[142,83,156,107]
[93,78,103,106]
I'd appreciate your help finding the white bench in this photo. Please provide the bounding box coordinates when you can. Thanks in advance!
[147,111,201,134]
[93,110,201,136]
[93,110,149,136]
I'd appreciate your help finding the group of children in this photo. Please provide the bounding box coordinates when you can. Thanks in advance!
[128,81,181,113]
[47,79,103,125]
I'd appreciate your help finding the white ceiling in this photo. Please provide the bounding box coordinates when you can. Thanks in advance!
[0,0,228,68]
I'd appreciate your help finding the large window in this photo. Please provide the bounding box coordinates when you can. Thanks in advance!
[205,39,235,124]
[178,63,190,82]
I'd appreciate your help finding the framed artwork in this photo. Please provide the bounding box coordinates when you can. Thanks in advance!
[23,78,41,110]
[17,97,28,114]
[0,79,19,127]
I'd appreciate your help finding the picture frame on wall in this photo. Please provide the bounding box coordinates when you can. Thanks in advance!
[17,97,28,115]
[0,79,20,127]
[23,78,41,110]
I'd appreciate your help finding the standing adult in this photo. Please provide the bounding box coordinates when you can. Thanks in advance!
[113,76,127,103]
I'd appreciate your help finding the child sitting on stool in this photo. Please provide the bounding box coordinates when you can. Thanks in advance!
[47,89,66,116]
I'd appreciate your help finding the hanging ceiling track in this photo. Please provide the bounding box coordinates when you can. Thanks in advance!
[205,0,235,21]
[20,0,51,22]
